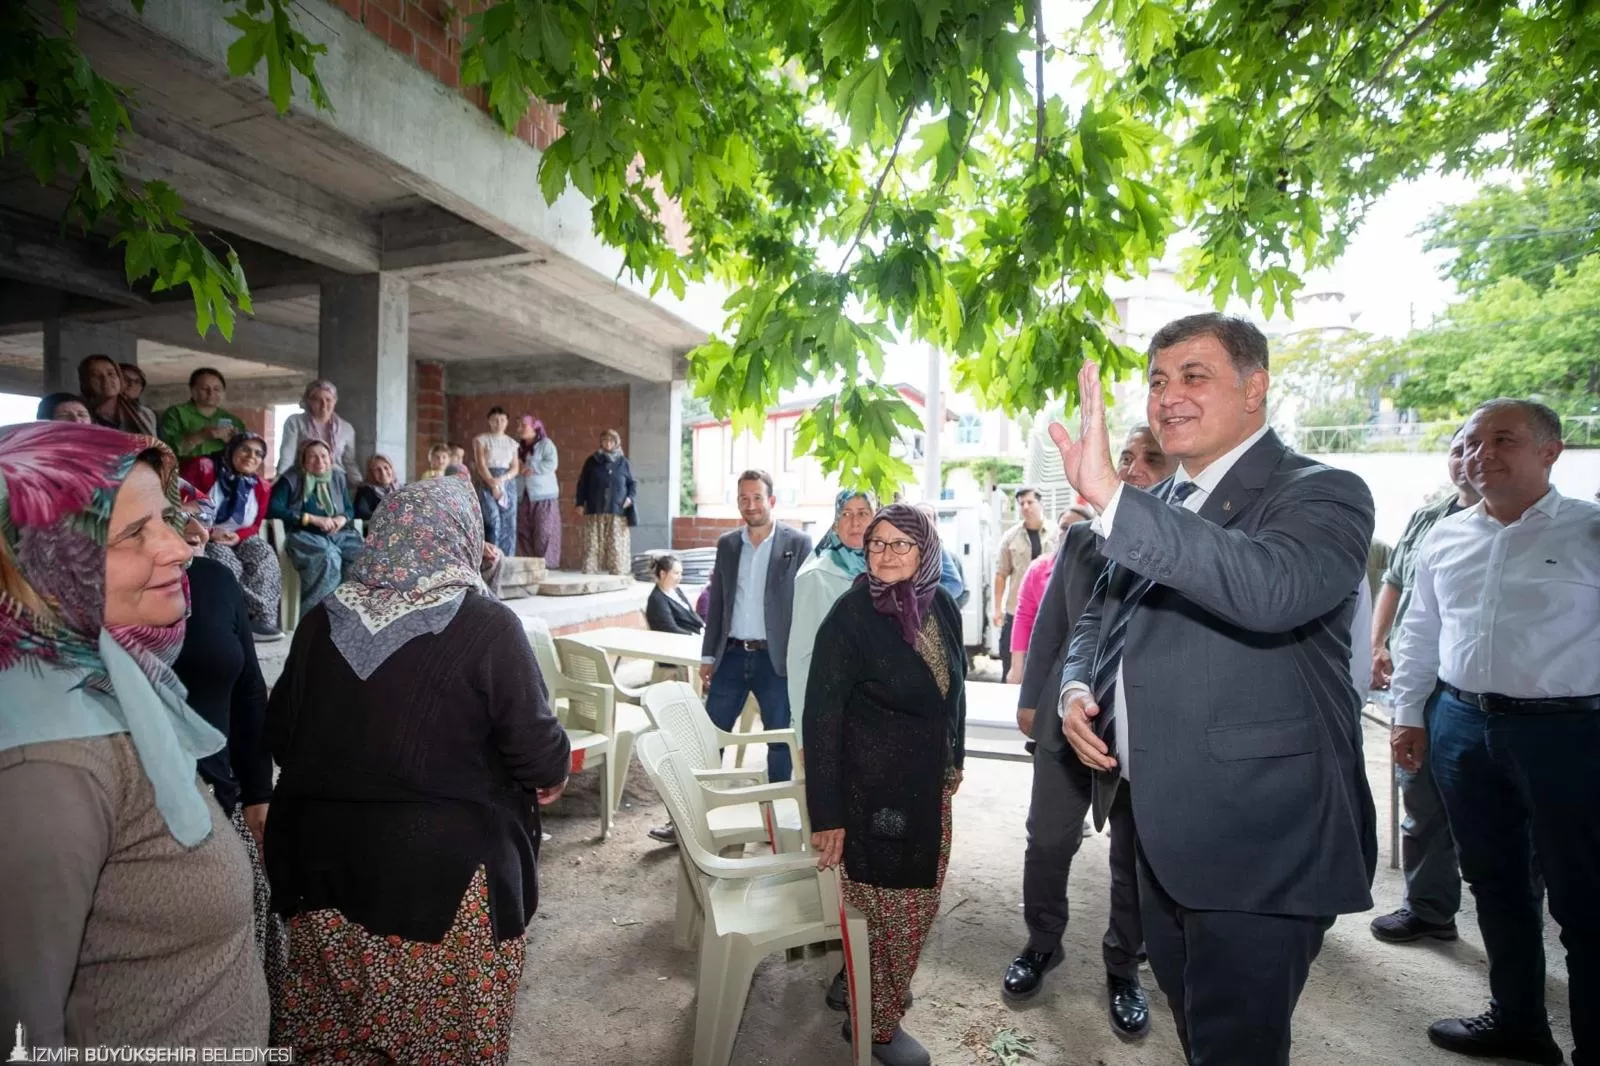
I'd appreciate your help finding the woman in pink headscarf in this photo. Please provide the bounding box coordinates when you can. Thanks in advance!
[513,414,561,567]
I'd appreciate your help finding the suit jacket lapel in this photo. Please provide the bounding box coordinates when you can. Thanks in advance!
[1197,430,1286,528]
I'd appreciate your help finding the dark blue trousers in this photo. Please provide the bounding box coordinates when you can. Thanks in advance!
[1430,688,1598,1062]
[704,644,793,783]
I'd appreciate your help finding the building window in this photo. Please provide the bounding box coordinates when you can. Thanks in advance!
[781,426,795,472]
[957,414,982,445]
[910,433,925,460]
[727,427,737,474]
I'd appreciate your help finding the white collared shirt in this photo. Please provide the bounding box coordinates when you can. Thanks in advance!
[1067,424,1270,780]
[1390,488,1600,727]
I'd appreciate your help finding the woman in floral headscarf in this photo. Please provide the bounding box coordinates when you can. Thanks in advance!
[803,502,966,1066]
[0,422,269,1046]
[264,477,571,1063]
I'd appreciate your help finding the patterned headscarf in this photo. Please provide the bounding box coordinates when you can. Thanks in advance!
[0,421,225,845]
[860,502,943,646]
[517,415,546,462]
[323,477,486,679]
[297,439,336,514]
[213,431,265,528]
[814,488,875,579]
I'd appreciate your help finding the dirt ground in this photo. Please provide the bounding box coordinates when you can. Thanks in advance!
[512,663,1574,1066]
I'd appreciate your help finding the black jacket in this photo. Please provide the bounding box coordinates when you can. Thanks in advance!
[264,594,571,943]
[173,555,271,812]
[804,584,966,889]
[1016,520,1104,751]
[646,586,704,635]
[574,450,638,523]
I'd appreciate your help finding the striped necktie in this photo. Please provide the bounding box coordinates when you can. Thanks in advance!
[1090,479,1200,710]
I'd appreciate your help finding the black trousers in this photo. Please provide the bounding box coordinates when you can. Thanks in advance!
[999,613,1015,680]
[1138,844,1333,1065]
[1021,743,1143,979]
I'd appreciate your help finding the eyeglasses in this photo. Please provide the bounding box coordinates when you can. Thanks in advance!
[865,538,916,555]
[235,447,265,459]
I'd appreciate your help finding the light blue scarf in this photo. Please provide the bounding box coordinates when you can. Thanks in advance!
[814,489,874,579]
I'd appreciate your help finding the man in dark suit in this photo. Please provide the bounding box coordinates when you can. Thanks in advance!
[699,469,813,783]
[1052,313,1377,1065]
[1002,426,1175,1038]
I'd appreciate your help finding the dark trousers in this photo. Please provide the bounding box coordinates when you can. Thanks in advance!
[1138,846,1332,1065]
[1396,684,1461,924]
[1430,689,1598,1061]
[999,613,1015,681]
[704,644,793,783]
[1022,744,1143,979]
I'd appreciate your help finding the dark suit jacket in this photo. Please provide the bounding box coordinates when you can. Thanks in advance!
[646,586,704,635]
[1017,521,1105,752]
[1062,431,1377,918]
[701,523,814,676]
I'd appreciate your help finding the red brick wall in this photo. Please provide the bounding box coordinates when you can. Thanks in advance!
[446,386,630,569]
[551,611,647,637]
[413,360,447,477]
[671,515,803,549]
[329,0,688,245]
[328,0,563,151]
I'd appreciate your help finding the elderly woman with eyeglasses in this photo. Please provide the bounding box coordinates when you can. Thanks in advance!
[804,503,966,1066]
[189,432,284,641]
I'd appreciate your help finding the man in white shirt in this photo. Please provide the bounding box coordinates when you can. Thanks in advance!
[1051,313,1376,1065]
[1390,399,1600,1066]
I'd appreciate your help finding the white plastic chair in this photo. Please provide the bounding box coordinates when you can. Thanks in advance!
[641,682,809,946]
[636,731,871,1066]
[521,620,641,839]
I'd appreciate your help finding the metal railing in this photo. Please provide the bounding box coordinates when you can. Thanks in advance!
[1290,415,1599,454]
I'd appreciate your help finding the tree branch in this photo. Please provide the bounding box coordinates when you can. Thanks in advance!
[837,106,914,274]
[1034,0,1046,161]
[1378,0,1460,82]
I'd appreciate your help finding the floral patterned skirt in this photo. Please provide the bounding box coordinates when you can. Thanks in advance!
[271,867,525,1064]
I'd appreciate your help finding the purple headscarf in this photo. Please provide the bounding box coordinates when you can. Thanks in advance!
[860,502,943,646]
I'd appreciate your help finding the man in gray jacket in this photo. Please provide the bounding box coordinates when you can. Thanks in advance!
[699,470,813,783]
[1054,314,1376,1065]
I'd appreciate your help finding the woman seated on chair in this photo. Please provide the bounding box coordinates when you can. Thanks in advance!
[646,554,703,639]
[189,432,283,641]
[267,439,364,620]
[804,503,965,1066]
[263,478,571,1062]
[352,453,398,520]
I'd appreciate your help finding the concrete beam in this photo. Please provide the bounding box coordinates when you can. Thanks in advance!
[0,208,149,308]
[379,204,538,275]
[0,365,43,397]
[126,313,318,373]
[120,120,381,274]
[415,274,677,383]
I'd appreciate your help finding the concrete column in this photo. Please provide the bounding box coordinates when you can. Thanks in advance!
[318,274,410,479]
[627,379,683,552]
[42,317,137,394]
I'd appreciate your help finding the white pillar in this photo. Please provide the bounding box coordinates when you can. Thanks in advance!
[922,344,943,502]
[627,379,683,553]
[318,274,410,478]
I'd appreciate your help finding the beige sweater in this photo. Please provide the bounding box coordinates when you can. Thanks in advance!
[0,735,270,1046]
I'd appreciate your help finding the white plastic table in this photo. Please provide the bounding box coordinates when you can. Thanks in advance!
[964,680,1031,762]
[567,626,707,694]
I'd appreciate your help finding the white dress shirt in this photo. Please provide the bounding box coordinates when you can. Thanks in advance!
[1065,425,1270,779]
[1390,488,1600,727]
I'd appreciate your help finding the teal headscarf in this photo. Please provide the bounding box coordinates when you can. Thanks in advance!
[813,488,875,578]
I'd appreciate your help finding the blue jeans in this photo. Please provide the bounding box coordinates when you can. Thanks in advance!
[480,466,516,556]
[704,644,793,783]
[1395,684,1461,924]
[1430,688,1598,1057]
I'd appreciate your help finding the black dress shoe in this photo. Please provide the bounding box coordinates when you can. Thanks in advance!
[1427,1007,1564,1064]
[1371,907,1459,943]
[1002,949,1060,1001]
[1107,974,1150,1039]
[647,823,678,844]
